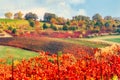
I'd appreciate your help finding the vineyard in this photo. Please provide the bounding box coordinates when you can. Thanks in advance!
[0,37,104,54]
[0,44,120,79]
[0,1,120,79]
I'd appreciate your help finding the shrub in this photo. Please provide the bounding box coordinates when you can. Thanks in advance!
[8,26,13,30]
[50,24,57,31]
[43,23,48,29]
[62,25,68,31]
[28,20,35,27]
[69,26,76,31]
[12,28,17,34]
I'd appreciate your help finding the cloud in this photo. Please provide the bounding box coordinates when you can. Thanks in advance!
[21,7,48,20]
[70,0,85,4]
[0,0,87,19]
[55,2,74,18]
[41,0,86,19]
[46,0,85,4]
[77,9,87,16]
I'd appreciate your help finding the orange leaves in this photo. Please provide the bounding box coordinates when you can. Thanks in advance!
[0,46,120,79]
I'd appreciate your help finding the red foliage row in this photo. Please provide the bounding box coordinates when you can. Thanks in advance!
[0,37,95,57]
[18,31,83,38]
[0,51,120,80]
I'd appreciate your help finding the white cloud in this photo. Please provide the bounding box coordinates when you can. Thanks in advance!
[70,0,85,4]
[56,2,74,18]
[22,7,48,20]
[77,9,87,16]
[46,0,85,4]
[0,0,87,19]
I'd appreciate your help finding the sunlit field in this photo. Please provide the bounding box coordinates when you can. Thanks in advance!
[0,0,120,79]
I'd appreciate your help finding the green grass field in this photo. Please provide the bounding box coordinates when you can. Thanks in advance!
[0,18,29,25]
[104,38,120,43]
[0,46,38,64]
[0,18,52,30]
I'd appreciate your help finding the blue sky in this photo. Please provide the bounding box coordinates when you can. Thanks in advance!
[0,0,120,19]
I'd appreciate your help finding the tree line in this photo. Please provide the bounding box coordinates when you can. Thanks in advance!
[3,11,120,33]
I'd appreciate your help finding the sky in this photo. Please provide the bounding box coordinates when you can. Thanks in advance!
[0,0,120,20]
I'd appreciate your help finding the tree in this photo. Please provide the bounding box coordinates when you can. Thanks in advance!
[66,21,70,25]
[50,18,58,24]
[25,12,38,20]
[105,22,110,27]
[44,13,56,22]
[4,12,12,19]
[94,20,103,27]
[73,15,90,21]
[43,23,48,29]
[14,11,23,19]
[50,24,57,30]
[104,16,112,20]
[62,25,68,31]
[69,26,76,31]
[12,28,17,34]
[92,13,102,21]
[8,26,13,30]
[29,20,35,27]
[57,17,66,25]
[35,21,40,27]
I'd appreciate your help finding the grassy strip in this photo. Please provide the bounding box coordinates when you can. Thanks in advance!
[104,38,120,43]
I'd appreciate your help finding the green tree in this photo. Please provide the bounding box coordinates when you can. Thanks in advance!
[8,26,13,30]
[29,20,35,27]
[104,16,112,20]
[94,21,103,27]
[104,22,110,27]
[62,25,68,31]
[69,26,76,31]
[73,15,90,21]
[50,24,57,30]
[44,13,56,22]
[25,12,38,20]
[92,13,102,21]
[12,28,17,34]
[66,21,70,25]
[43,23,48,29]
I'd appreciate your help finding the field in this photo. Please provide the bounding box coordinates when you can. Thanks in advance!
[104,38,120,43]
[0,37,96,57]
[0,46,38,64]
[55,38,109,48]
[0,19,120,79]
[0,45,120,79]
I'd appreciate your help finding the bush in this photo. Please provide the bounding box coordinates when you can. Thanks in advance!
[12,28,17,34]
[62,25,68,31]
[115,29,120,33]
[43,23,48,29]
[28,20,35,27]
[50,24,57,31]
[8,26,13,30]
[69,26,76,31]
[91,30,99,33]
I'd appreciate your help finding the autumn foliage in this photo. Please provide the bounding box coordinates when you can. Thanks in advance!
[0,45,120,80]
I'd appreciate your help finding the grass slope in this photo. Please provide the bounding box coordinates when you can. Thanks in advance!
[0,18,29,25]
[0,45,38,64]
[104,38,120,43]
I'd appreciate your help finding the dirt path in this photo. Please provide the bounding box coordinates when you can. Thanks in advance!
[0,31,12,38]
